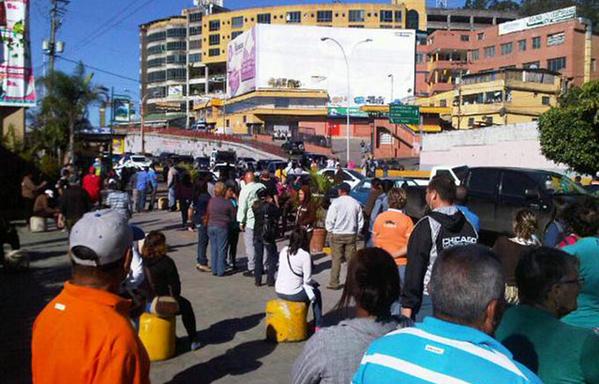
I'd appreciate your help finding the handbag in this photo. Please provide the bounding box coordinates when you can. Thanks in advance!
[144,266,180,317]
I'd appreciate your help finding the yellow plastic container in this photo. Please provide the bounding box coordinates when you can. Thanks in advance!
[265,299,308,342]
[138,312,176,361]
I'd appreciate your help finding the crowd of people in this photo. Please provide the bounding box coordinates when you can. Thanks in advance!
[22,156,599,384]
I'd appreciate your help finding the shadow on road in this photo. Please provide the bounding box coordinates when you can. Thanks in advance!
[312,260,331,275]
[198,313,265,346]
[167,339,277,384]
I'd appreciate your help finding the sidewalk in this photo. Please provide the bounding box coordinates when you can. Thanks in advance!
[1,209,350,384]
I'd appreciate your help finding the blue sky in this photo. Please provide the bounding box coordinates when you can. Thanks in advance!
[29,0,464,122]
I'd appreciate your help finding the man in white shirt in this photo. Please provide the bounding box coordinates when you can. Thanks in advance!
[325,183,364,290]
[237,171,265,276]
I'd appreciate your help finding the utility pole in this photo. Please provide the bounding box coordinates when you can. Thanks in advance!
[44,0,69,75]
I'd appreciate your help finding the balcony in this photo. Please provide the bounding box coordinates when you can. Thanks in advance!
[427,59,468,73]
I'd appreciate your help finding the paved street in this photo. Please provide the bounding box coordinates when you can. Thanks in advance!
[1,209,351,384]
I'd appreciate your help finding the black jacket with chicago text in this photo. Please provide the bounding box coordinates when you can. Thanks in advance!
[401,206,478,314]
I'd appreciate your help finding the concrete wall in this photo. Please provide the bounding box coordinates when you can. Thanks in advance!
[125,132,283,160]
[420,122,565,171]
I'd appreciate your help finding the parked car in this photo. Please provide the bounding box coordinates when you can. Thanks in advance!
[281,140,305,155]
[194,156,210,170]
[318,168,365,190]
[114,154,153,177]
[350,177,420,206]
[238,156,257,170]
[267,160,288,175]
[404,166,597,241]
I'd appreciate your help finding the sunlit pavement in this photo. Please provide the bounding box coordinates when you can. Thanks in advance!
[1,208,350,384]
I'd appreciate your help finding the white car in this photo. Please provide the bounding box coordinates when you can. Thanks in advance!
[318,168,365,190]
[114,155,152,176]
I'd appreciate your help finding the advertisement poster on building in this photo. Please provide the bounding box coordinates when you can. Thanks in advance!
[226,25,415,114]
[168,85,183,98]
[113,98,131,122]
[498,6,576,35]
[0,0,35,107]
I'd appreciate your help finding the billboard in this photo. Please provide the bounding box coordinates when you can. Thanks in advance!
[0,0,35,107]
[498,6,576,35]
[227,24,416,111]
[113,98,131,122]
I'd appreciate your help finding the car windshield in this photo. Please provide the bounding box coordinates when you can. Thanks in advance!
[530,172,589,195]
[347,169,365,180]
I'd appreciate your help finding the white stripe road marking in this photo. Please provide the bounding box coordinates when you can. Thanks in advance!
[362,353,470,384]
[388,328,528,380]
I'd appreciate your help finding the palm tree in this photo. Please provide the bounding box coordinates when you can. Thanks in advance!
[31,62,105,164]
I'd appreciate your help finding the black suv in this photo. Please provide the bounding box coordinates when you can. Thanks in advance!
[281,140,305,155]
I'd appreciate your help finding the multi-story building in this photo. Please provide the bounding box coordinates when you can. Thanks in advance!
[423,7,598,96]
[418,68,562,129]
[425,7,517,33]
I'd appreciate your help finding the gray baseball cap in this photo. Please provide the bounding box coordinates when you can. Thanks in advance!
[69,209,133,267]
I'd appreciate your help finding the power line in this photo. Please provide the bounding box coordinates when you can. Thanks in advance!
[58,56,139,83]
[70,0,157,52]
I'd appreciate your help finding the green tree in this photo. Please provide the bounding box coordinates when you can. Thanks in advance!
[463,0,519,11]
[538,80,599,175]
[30,63,105,164]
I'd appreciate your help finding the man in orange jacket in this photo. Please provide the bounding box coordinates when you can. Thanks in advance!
[31,209,150,384]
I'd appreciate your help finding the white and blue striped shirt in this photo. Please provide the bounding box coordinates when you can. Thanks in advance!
[353,317,542,384]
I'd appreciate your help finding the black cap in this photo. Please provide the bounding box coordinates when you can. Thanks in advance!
[338,182,351,193]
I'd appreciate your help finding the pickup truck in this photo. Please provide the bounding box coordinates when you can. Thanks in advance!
[404,166,596,241]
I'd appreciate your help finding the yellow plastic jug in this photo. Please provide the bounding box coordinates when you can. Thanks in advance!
[138,312,176,361]
[265,299,308,342]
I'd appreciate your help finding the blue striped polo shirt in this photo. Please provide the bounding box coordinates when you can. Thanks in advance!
[353,317,542,384]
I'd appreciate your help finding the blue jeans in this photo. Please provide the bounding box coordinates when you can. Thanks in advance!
[390,265,407,317]
[136,189,146,212]
[208,226,228,276]
[196,223,209,266]
[254,237,277,285]
[168,187,176,209]
[278,288,323,327]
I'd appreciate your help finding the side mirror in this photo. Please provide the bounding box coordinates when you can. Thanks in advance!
[525,188,540,199]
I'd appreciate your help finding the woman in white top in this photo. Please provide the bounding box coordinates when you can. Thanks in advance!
[275,227,323,329]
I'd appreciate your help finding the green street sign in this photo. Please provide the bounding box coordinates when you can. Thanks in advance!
[389,104,420,125]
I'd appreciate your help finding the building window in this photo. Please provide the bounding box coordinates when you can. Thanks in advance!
[518,39,526,51]
[231,31,243,39]
[477,32,484,40]
[542,96,551,105]
[406,10,419,29]
[523,61,540,69]
[349,25,364,28]
[189,40,201,50]
[500,42,513,55]
[592,58,597,72]
[483,116,493,126]
[257,13,271,24]
[547,57,566,72]
[348,10,364,22]
[208,34,220,46]
[415,53,424,64]
[189,53,201,63]
[379,25,393,29]
[547,32,565,46]
[231,16,243,28]
[166,28,186,38]
[317,10,333,23]
[394,10,402,22]
[147,71,166,83]
[189,13,202,23]
[471,49,479,61]
[208,48,220,57]
[460,34,469,42]
[189,26,201,36]
[147,58,165,68]
[166,41,186,51]
[484,46,495,58]
[468,117,475,127]
[286,11,301,23]
[440,99,447,107]
[147,44,165,55]
[209,20,220,31]
[380,10,393,23]
[147,31,166,42]
[532,36,541,49]
[166,54,186,64]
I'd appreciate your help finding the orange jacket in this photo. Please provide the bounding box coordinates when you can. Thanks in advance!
[373,209,414,266]
[32,282,150,384]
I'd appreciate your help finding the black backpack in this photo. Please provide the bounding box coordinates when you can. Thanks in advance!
[261,206,277,243]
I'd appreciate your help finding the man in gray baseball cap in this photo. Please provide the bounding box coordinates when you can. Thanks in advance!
[32,209,150,384]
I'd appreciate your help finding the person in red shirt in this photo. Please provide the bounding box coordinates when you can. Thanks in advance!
[82,166,102,204]
[31,209,150,384]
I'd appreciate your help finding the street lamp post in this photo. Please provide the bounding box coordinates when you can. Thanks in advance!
[388,74,394,103]
[140,91,158,154]
[321,37,372,165]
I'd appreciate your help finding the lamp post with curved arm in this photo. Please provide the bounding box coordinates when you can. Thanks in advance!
[321,37,372,165]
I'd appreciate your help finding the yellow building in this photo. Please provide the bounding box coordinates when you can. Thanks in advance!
[196,89,328,135]
[201,1,426,66]
[417,68,562,129]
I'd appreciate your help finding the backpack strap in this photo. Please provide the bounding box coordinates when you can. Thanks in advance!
[286,249,303,278]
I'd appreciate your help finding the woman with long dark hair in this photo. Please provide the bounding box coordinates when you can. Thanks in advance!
[291,247,411,384]
[275,227,323,328]
[294,185,317,251]
[192,179,211,272]
[142,231,201,351]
